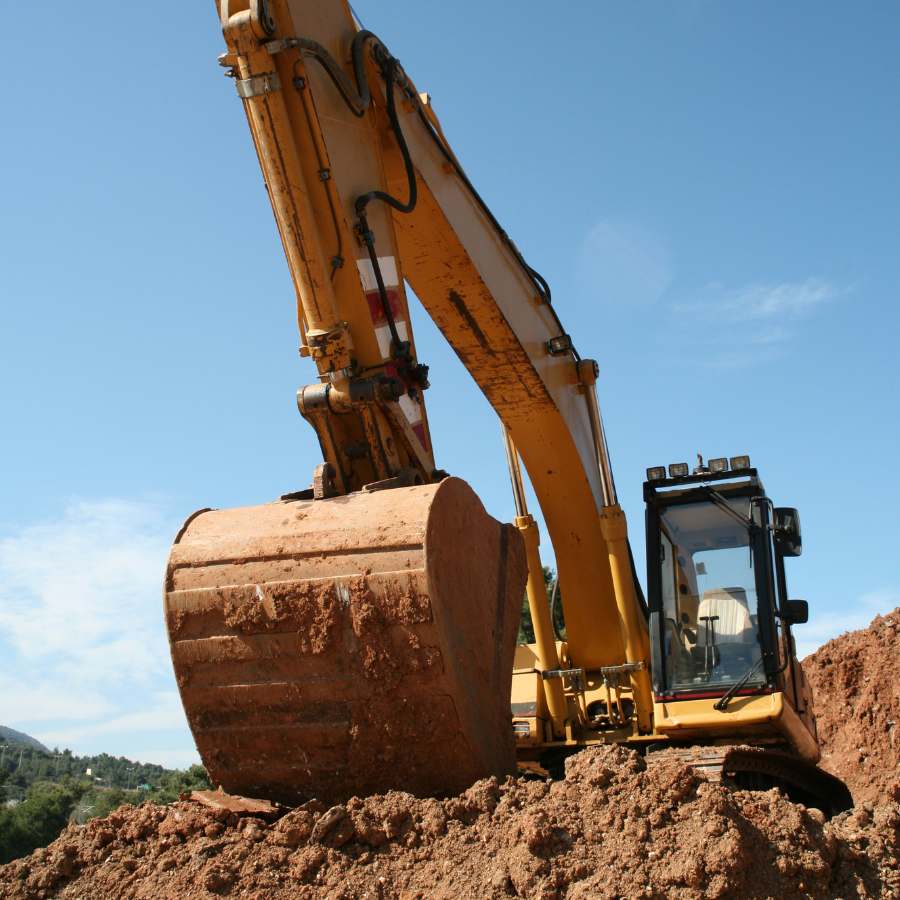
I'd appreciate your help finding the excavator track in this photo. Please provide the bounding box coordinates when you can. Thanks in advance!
[165,477,526,806]
[650,745,853,817]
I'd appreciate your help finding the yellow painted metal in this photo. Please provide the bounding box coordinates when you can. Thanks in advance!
[515,514,568,738]
[384,169,631,670]
[218,0,436,492]
[599,508,653,732]
[654,693,785,733]
[502,426,567,737]
[653,690,818,762]
[219,0,644,673]
[576,359,653,732]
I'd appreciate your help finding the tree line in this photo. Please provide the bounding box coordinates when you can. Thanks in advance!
[0,740,210,864]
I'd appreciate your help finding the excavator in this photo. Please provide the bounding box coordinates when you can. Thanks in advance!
[165,0,851,815]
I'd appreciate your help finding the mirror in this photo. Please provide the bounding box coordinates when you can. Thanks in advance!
[784,598,809,625]
[775,507,802,557]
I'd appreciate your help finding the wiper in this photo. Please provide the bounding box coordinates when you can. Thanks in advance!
[704,488,756,530]
[713,657,765,711]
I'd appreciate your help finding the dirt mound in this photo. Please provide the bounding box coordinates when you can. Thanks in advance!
[1,745,897,900]
[803,607,900,806]
[4,610,899,898]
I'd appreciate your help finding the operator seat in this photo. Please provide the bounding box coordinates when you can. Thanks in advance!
[697,587,753,644]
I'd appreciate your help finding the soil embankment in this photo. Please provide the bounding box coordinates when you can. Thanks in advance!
[1,611,897,899]
[802,607,900,806]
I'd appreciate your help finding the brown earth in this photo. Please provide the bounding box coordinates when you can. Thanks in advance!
[2,611,898,899]
[803,607,900,806]
[1,746,897,900]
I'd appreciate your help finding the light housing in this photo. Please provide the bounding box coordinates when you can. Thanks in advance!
[668,462,689,478]
[730,455,751,471]
[546,333,573,356]
[708,457,729,473]
[646,466,666,481]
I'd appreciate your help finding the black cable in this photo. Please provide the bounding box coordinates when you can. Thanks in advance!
[289,30,571,359]
[358,212,403,354]
[355,57,417,218]
[353,55,418,360]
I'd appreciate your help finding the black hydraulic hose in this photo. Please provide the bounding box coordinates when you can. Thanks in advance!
[286,29,568,357]
[355,57,417,218]
[358,211,403,353]
[353,56,417,357]
[282,31,378,117]
[411,106,559,314]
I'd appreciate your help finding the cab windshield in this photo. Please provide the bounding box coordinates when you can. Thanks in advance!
[658,496,765,692]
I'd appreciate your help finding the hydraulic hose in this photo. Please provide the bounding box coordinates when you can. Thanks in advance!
[280,29,571,359]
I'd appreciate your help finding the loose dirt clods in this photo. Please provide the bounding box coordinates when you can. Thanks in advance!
[802,608,900,807]
[1,610,897,899]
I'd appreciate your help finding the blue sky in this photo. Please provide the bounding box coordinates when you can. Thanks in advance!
[1,2,898,767]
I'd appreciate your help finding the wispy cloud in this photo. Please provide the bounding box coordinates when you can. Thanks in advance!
[678,278,836,324]
[671,277,839,368]
[0,500,199,767]
[577,218,838,370]
[35,691,187,746]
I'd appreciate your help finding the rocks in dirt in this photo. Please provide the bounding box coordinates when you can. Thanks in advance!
[803,607,900,806]
[2,609,898,899]
[1,742,897,899]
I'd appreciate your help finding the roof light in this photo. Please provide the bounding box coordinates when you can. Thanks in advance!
[708,457,729,473]
[646,466,666,481]
[729,455,751,471]
[668,462,689,478]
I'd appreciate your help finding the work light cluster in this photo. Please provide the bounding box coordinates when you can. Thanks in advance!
[645,455,751,482]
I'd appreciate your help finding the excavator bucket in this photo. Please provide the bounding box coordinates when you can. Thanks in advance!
[164,477,526,805]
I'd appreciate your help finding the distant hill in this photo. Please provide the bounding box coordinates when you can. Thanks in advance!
[0,727,50,754]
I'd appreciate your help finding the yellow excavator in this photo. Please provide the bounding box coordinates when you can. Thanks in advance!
[165,0,851,815]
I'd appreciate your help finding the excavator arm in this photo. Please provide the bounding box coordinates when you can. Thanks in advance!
[165,0,652,804]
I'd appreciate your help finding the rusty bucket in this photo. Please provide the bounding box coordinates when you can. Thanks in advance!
[165,477,525,804]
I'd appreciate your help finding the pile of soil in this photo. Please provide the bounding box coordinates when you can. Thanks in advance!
[1,745,897,899]
[2,609,898,899]
[804,607,900,806]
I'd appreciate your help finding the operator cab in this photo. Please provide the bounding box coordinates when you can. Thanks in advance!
[643,456,807,706]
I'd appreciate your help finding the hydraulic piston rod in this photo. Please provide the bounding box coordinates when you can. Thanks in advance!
[577,360,653,733]
[503,426,568,737]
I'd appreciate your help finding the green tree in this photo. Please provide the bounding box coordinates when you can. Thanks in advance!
[0,780,82,864]
[0,737,212,860]
[147,764,212,804]
[517,566,566,644]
